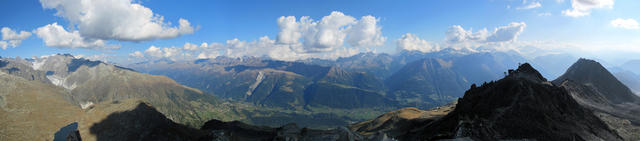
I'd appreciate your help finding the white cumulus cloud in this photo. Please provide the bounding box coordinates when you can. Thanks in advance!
[33,23,119,49]
[347,15,387,47]
[537,12,552,16]
[197,52,219,59]
[145,46,180,58]
[486,22,527,42]
[182,42,200,51]
[276,11,386,53]
[397,33,439,53]
[562,0,614,17]
[446,22,526,44]
[128,51,144,58]
[39,0,195,41]
[611,18,639,29]
[0,27,32,50]
[517,1,542,10]
[131,11,385,62]
[2,27,32,41]
[445,25,489,44]
[276,16,303,45]
[0,41,7,50]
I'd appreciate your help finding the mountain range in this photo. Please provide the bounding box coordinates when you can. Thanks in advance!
[129,50,528,110]
[621,60,640,75]
[614,71,640,94]
[1,52,640,140]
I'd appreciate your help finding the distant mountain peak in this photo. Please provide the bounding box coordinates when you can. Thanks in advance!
[573,58,603,69]
[554,58,639,104]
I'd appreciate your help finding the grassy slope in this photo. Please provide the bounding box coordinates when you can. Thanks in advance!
[0,72,82,140]
[68,64,234,127]
[349,102,456,136]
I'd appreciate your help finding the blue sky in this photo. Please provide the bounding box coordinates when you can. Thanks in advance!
[0,0,639,65]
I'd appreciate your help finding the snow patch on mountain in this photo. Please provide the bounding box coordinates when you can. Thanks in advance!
[80,101,94,109]
[47,75,77,90]
[31,58,47,70]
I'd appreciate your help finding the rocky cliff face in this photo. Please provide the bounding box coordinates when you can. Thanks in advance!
[396,63,622,140]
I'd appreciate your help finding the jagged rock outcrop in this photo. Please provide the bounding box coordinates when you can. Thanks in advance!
[399,63,622,140]
[66,130,81,141]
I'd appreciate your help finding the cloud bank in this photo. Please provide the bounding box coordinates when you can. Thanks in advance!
[395,22,527,54]
[134,21,529,61]
[132,11,385,61]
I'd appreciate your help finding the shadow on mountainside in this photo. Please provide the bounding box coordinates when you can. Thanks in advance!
[53,122,78,141]
[67,59,101,72]
[89,103,206,141]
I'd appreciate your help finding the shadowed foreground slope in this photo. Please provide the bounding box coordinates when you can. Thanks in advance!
[84,99,365,141]
[85,100,206,141]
